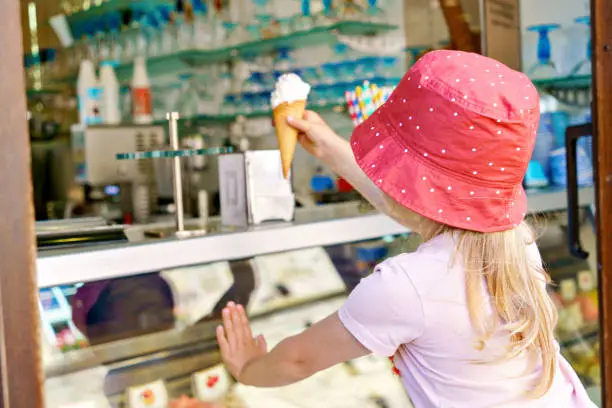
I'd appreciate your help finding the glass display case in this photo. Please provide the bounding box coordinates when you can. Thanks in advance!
[35,191,599,408]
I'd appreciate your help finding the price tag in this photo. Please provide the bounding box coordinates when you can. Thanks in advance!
[60,402,97,408]
[126,380,168,408]
[192,365,231,402]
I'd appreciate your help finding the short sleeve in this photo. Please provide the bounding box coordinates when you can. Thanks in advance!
[338,257,425,357]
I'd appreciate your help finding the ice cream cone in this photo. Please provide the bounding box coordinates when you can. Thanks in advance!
[273,99,306,178]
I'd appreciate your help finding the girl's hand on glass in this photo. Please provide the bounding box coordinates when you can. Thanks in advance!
[216,302,267,383]
[287,110,344,167]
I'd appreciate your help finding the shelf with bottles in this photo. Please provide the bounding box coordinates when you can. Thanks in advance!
[24,49,74,97]
[26,88,63,98]
[524,17,591,106]
[148,74,398,125]
[145,53,401,123]
[551,268,600,387]
[46,21,397,85]
[46,0,399,86]
[233,75,396,115]
[523,101,594,194]
[110,21,398,81]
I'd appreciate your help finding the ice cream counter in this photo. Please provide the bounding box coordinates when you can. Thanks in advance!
[37,190,598,408]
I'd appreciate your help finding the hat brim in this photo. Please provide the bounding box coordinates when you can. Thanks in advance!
[351,114,527,233]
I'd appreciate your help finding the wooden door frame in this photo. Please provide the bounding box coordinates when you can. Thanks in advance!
[0,1,609,408]
[0,0,43,407]
[592,1,612,407]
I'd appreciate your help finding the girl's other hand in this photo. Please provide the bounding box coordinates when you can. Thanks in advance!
[216,302,267,383]
[287,110,344,167]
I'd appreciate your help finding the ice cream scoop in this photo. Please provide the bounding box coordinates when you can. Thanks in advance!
[271,73,311,178]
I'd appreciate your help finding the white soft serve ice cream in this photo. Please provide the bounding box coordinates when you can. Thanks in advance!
[270,73,311,109]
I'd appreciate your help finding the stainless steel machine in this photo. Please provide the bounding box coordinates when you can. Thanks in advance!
[71,124,166,223]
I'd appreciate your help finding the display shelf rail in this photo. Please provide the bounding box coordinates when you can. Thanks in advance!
[157,101,347,125]
[36,186,595,289]
[531,74,591,107]
[114,22,398,80]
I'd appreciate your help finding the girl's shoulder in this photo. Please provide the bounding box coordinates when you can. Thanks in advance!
[376,238,458,296]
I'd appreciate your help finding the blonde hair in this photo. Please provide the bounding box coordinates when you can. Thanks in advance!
[382,194,557,397]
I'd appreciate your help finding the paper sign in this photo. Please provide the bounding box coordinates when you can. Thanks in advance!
[192,364,232,402]
[482,0,521,71]
[126,380,168,408]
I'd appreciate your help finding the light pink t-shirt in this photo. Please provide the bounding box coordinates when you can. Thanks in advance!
[338,233,596,408]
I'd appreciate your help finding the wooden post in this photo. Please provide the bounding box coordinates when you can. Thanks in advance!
[591,0,612,406]
[438,0,480,52]
[0,0,43,407]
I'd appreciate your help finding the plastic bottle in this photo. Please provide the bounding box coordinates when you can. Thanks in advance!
[99,61,121,124]
[77,59,102,125]
[192,0,211,49]
[131,56,153,124]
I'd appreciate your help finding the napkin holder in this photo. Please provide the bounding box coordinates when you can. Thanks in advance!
[219,150,295,226]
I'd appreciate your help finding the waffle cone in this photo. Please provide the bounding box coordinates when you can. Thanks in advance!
[273,99,306,178]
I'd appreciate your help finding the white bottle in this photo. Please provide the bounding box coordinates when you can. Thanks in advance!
[99,61,121,125]
[77,59,102,125]
[131,56,153,124]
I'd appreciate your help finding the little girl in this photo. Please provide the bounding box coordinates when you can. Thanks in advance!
[216,50,596,407]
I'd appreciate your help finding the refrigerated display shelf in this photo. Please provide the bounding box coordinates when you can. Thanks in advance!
[36,186,595,289]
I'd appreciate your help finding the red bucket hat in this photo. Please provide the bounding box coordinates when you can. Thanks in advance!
[351,50,540,233]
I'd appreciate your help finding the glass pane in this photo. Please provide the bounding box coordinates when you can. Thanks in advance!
[40,233,421,407]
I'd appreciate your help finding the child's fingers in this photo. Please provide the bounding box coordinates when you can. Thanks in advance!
[256,334,268,353]
[216,325,230,355]
[298,133,317,156]
[286,115,310,133]
[303,110,325,124]
[221,307,236,349]
[228,303,246,341]
[237,304,253,339]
